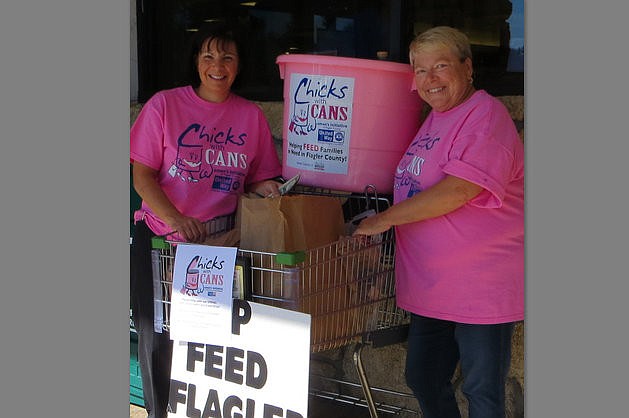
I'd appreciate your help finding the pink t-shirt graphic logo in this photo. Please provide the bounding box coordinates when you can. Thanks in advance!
[395,134,436,196]
[182,256,201,296]
[172,124,203,183]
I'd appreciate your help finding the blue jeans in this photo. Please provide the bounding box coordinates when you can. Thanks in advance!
[405,314,515,418]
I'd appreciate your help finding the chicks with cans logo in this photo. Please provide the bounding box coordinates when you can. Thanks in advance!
[167,123,250,190]
[169,245,237,344]
[286,73,354,175]
[181,254,226,297]
[288,75,352,136]
[288,78,317,136]
[416,134,440,150]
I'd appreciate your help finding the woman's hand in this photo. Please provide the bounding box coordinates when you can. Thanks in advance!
[248,179,282,198]
[352,213,392,236]
[133,161,208,243]
[353,175,483,236]
[164,214,208,243]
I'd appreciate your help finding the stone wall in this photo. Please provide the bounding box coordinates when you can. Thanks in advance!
[131,95,524,149]
[130,95,525,417]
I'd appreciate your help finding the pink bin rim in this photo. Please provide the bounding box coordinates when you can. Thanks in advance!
[276,53,414,80]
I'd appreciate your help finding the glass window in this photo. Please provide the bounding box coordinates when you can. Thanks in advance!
[405,0,524,96]
[135,0,524,102]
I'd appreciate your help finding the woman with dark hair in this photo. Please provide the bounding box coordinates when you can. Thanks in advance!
[130,20,281,418]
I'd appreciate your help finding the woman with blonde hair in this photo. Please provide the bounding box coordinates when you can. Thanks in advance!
[354,26,524,418]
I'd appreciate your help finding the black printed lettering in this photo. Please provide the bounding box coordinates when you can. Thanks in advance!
[246,351,268,389]
[263,404,284,418]
[225,347,245,385]
[187,342,205,373]
[168,379,187,414]
[205,344,224,379]
[187,384,202,418]
[232,299,252,335]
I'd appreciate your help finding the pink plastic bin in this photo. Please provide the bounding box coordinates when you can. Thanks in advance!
[276,54,422,194]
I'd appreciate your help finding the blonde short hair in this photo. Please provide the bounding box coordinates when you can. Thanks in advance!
[409,26,472,66]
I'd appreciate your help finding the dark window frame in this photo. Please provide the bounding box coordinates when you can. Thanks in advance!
[135,0,524,103]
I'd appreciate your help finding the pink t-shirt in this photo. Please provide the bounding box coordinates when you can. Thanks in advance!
[393,90,524,324]
[131,86,281,239]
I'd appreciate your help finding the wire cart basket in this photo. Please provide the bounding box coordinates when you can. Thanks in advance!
[150,187,415,417]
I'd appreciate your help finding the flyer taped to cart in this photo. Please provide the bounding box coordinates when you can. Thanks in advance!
[168,244,237,343]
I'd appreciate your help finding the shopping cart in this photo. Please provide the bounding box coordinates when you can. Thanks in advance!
[150,187,416,417]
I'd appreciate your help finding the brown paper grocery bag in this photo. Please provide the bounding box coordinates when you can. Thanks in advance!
[201,228,240,247]
[238,193,345,253]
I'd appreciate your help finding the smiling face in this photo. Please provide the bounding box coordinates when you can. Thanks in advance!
[411,45,474,113]
[195,37,239,103]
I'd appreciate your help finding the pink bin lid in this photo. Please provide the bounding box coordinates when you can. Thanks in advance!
[276,53,414,80]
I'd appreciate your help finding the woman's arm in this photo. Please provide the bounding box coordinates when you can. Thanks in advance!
[352,175,483,236]
[132,161,207,242]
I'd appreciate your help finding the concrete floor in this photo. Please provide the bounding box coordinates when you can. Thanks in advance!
[130,404,146,418]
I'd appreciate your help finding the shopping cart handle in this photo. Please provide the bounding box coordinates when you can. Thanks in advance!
[275,251,306,265]
[151,236,169,250]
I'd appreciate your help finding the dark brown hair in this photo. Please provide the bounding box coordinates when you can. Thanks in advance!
[185,19,245,88]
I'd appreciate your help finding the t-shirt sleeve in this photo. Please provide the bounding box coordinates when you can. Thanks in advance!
[442,133,515,209]
[245,111,282,185]
[130,95,164,171]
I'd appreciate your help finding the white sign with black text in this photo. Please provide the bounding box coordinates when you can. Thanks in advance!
[168,300,311,418]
